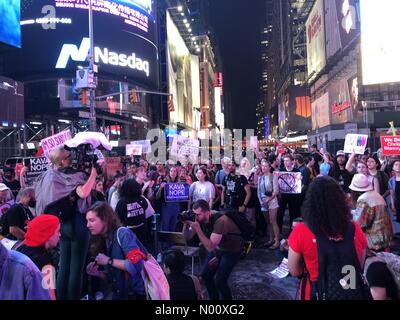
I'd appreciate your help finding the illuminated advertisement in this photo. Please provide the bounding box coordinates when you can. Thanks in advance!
[306,0,326,79]
[0,0,21,48]
[361,0,400,85]
[311,92,330,130]
[0,77,24,126]
[167,11,193,127]
[325,0,359,59]
[3,0,158,88]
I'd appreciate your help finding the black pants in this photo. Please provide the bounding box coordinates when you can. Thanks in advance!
[278,194,302,233]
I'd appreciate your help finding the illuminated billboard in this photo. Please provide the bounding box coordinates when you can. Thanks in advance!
[306,0,326,79]
[312,92,330,130]
[3,0,158,88]
[361,0,400,85]
[0,0,21,48]
[0,77,24,126]
[167,11,194,127]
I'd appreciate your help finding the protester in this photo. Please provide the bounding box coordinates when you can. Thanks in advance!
[349,174,393,252]
[0,241,51,300]
[310,144,323,175]
[389,159,400,225]
[346,153,380,193]
[2,168,21,199]
[0,183,14,219]
[288,176,368,300]
[163,248,203,300]
[86,202,146,300]
[188,168,215,209]
[329,150,352,193]
[183,200,243,300]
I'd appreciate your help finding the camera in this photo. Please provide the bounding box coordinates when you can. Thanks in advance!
[179,210,196,222]
[65,144,103,175]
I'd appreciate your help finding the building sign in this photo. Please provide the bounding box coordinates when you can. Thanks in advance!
[332,101,351,114]
[306,0,326,79]
[165,183,190,202]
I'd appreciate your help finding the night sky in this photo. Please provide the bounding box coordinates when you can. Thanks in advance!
[209,0,265,130]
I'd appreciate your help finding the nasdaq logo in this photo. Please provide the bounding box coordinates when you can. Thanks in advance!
[56,38,150,77]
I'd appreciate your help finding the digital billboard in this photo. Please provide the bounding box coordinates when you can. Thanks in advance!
[2,0,158,88]
[167,11,194,127]
[306,0,326,79]
[311,92,330,130]
[361,0,400,85]
[0,77,24,126]
[0,0,21,48]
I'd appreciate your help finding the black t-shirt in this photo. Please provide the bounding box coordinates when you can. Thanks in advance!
[115,196,148,227]
[223,174,249,210]
[3,203,34,239]
[366,261,399,300]
[17,244,54,271]
[312,152,323,174]
[329,167,353,193]
[167,273,198,300]
[3,179,21,198]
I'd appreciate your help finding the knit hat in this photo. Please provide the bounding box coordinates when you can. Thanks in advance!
[25,215,60,247]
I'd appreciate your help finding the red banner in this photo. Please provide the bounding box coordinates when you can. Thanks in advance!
[381,136,400,156]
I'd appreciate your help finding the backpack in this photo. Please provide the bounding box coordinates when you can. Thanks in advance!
[305,222,372,300]
[364,252,400,296]
[117,227,170,300]
[223,211,256,242]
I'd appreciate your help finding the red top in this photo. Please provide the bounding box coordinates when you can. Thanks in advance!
[288,222,368,300]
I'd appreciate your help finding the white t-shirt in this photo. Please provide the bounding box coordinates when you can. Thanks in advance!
[189,181,215,203]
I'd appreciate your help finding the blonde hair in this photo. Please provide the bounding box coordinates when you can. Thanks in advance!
[49,146,70,168]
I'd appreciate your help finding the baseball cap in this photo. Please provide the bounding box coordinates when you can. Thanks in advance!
[0,183,10,192]
[336,150,346,157]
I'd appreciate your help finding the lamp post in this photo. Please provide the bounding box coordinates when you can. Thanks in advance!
[88,0,96,131]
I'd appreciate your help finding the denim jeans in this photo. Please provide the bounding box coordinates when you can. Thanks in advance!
[201,251,241,300]
[56,213,90,300]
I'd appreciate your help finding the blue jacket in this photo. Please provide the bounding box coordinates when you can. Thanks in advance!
[0,242,51,300]
[106,227,145,300]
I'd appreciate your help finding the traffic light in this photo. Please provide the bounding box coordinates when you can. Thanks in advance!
[79,89,88,106]
[168,96,175,112]
[130,89,138,104]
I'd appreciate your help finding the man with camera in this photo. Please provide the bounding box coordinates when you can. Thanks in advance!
[34,145,98,300]
[182,200,243,300]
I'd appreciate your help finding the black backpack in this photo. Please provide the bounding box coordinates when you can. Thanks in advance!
[223,211,256,242]
[305,222,372,300]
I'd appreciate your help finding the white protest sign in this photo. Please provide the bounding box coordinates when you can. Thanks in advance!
[130,140,151,154]
[344,134,368,155]
[126,144,142,156]
[170,135,199,164]
[274,171,302,194]
[267,258,289,279]
[250,136,258,150]
[40,130,72,160]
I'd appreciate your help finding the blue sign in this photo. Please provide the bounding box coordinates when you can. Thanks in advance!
[165,183,190,202]
[264,115,270,137]
[0,0,21,48]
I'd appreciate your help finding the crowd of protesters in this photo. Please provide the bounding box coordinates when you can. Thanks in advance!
[0,141,400,300]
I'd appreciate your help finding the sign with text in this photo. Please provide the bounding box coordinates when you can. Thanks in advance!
[126,144,143,156]
[267,258,289,279]
[24,157,50,184]
[40,130,72,160]
[381,136,400,156]
[274,171,302,194]
[130,140,151,154]
[105,157,123,181]
[165,183,190,202]
[170,135,199,164]
[250,136,258,150]
[344,134,368,155]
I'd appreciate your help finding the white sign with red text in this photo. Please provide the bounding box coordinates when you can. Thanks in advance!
[40,130,72,160]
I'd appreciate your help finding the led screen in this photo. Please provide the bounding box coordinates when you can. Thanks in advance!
[0,0,21,48]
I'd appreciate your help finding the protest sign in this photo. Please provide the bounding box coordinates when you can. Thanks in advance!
[249,136,258,150]
[344,134,368,155]
[126,144,142,156]
[274,171,302,194]
[267,258,289,279]
[23,157,50,185]
[40,130,72,160]
[170,135,199,164]
[165,183,190,202]
[277,144,284,155]
[380,136,400,156]
[130,140,151,154]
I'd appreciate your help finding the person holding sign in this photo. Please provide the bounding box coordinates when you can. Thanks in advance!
[389,159,400,225]
[346,152,380,194]
[156,166,183,233]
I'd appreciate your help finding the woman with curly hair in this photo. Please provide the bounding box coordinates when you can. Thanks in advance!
[288,176,368,300]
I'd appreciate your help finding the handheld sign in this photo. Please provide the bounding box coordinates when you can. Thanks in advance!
[165,183,190,202]
[380,136,400,156]
[126,144,142,156]
[274,171,302,194]
[40,130,72,160]
[23,157,50,185]
[344,134,368,155]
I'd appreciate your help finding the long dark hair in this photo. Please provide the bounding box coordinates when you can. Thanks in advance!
[302,176,352,237]
[88,201,122,257]
[120,178,142,199]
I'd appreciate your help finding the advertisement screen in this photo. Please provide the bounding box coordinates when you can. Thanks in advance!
[2,0,158,88]
[0,77,24,126]
[306,0,326,79]
[0,0,21,48]
[311,92,330,130]
[361,0,400,85]
[167,11,193,127]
